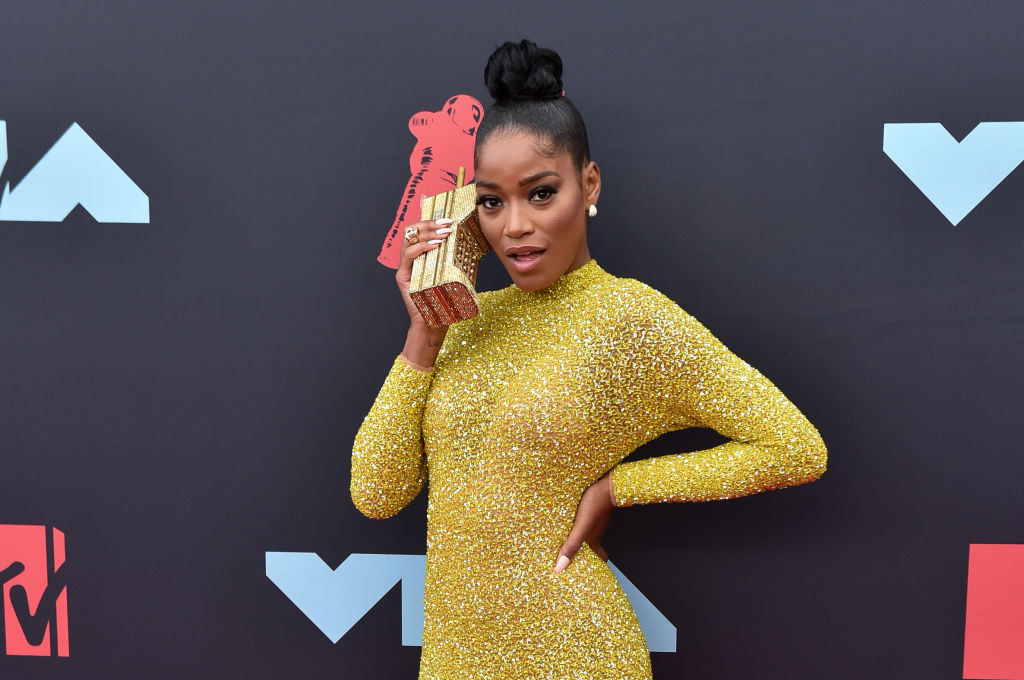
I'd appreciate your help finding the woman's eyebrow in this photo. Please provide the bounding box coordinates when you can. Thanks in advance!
[517,170,560,186]
[475,170,561,190]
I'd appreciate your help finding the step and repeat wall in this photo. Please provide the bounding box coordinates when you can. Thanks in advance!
[2,2,1023,678]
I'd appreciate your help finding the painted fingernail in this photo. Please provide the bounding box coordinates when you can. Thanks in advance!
[554,555,570,572]
[436,227,453,235]
[436,218,454,225]
[427,238,443,245]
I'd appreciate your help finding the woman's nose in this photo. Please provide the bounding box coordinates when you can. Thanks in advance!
[503,203,533,237]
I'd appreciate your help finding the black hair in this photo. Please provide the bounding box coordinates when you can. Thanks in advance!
[474,39,591,173]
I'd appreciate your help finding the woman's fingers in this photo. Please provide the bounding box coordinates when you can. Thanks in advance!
[587,509,611,562]
[554,473,616,572]
[396,218,456,327]
[555,498,591,572]
[554,533,584,573]
[398,218,454,269]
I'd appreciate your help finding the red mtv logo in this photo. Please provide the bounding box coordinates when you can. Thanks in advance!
[964,544,1024,679]
[0,524,69,657]
[377,94,483,269]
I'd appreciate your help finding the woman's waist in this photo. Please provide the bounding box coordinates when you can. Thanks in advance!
[426,499,574,549]
[426,516,564,558]
[422,542,627,615]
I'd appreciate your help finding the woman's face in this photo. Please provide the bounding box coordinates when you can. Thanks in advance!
[474,130,600,292]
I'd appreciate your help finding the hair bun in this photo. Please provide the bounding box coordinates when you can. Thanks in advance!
[483,39,563,103]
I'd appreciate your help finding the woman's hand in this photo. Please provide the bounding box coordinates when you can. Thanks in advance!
[554,472,616,572]
[396,217,454,328]
[397,218,453,367]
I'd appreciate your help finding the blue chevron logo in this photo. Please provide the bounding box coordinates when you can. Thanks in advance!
[266,551,677,652]
[0,121,148,223]
[883,122,1024,226]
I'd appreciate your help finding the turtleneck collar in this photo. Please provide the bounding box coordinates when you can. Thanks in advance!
[508,257,605,300]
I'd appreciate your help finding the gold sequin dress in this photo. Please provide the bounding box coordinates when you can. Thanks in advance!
[351,258,827,679]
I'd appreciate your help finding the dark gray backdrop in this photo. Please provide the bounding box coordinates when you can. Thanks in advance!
[2,1,1022,677]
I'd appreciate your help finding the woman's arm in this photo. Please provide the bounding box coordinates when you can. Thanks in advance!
[608,284,827,507]
[350,349,435,519]
[351,215,452,519]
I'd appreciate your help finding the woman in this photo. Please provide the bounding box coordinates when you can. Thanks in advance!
[351,39,827,680]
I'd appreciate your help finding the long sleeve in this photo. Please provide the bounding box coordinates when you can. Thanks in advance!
[609,284,827,507]
[350,353,434,519]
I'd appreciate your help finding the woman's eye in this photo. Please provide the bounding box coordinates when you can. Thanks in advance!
[476,195,501,210]
[530,186,557,201]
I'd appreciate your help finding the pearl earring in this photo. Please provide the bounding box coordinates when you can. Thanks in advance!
[588,204,598,218]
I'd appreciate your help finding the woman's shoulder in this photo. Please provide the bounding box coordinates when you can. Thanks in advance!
[603,270,695,322]
[607,272,735,360]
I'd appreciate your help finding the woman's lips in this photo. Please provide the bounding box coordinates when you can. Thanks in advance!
[509,250,545,272]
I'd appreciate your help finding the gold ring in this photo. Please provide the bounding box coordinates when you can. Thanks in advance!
[404,225,419,244]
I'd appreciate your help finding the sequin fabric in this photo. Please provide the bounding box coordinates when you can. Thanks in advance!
[351,258,827,679]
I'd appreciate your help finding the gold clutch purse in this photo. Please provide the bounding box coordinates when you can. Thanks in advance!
[409,168,491,329]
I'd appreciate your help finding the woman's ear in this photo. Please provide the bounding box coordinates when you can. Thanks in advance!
[583,160,601,208]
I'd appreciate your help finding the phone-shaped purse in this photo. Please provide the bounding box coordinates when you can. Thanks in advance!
[408,167,491,328]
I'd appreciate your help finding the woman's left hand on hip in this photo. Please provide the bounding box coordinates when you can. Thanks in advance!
[554,472,615,572]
